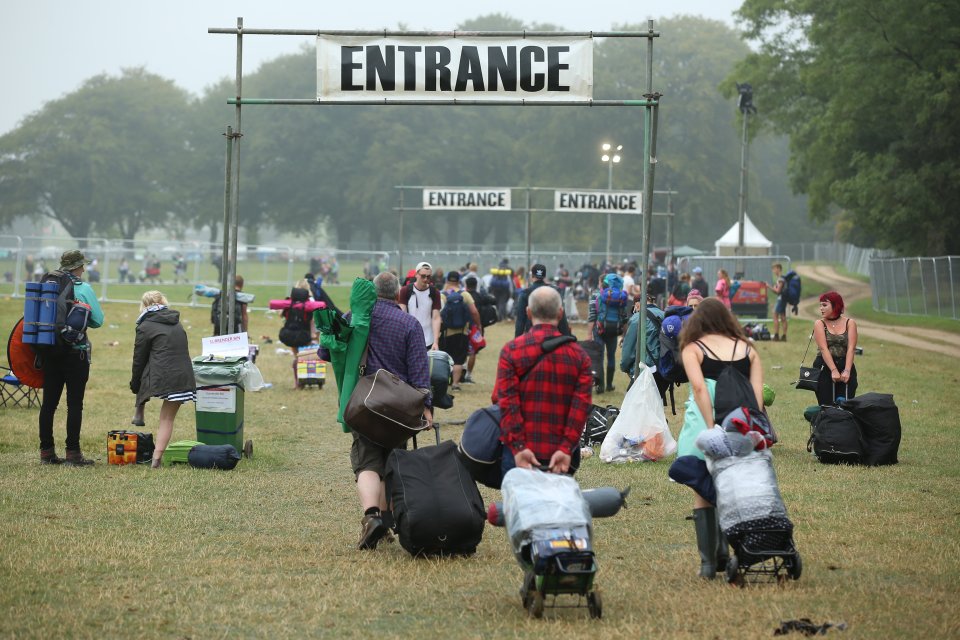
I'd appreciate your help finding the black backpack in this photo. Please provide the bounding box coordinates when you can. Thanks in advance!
[34,270,90,355]
[211,293,244,335]
[279,302,312,348]
[440,290,470,330]
[474,292,499,327]
[808,406,864,464]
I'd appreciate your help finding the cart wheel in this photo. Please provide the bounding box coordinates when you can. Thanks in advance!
[788,552,802,580]
[318,379,324,389]
[587,590,603,619]
[725,556,741,586]
[528,591,544,619]
[243,439,253,459]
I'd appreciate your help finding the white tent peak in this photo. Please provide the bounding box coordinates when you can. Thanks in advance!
[714,214,772,256]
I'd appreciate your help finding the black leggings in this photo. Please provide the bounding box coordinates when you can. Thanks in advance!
[594,331,619,389]
[813,355,857,406]
[39,351,90,451]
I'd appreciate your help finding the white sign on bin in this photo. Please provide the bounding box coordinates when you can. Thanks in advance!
[201,332,249,358]
[196,386,237,413]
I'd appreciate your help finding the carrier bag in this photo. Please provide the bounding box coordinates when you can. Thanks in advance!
[581,405,619,447]
[841,393,901,466]
[187,444,242,470]
[599,367,676,463]
[807,406,864,464]
[385,441,486,557]
[457,405,504,489]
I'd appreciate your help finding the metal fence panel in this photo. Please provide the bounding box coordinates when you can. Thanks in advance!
[869,255,959,320]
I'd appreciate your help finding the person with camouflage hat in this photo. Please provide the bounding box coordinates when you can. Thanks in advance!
[38,250,104,466]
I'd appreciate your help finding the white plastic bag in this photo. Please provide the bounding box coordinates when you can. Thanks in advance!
[501,468,592,555]
[241,361,266,392]
[599,366,677,462]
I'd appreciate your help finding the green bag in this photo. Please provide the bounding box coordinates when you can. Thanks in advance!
[162,440,203,467]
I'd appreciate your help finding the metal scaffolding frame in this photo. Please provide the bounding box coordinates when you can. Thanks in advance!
[209,18,663,376]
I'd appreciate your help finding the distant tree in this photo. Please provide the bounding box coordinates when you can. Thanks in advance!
[0,68,193,243]
[728,0,960,255]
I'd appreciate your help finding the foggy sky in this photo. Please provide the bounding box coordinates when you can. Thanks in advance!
[0,0,744,135]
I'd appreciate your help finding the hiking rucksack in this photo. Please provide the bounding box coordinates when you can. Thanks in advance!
[658,305,695,383]
[211,293,244,335]
[489,269,511,292]
[784,270,802,306]
[33,271,89,354]
[595,287,628,335]
[278,301,312,348]
[441,290,470,330]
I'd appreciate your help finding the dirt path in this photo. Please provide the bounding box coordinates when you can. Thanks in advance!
[794,265,960,358]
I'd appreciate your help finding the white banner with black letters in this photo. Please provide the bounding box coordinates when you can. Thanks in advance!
[317,36,593,102]
[423,188,511,210]
[554,190,643,213]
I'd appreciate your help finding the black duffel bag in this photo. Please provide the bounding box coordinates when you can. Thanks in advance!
[457,405,504,489]
[808,406,864,464]
[842,393,901,466]
[386,441,485,557]
[188,444,241,470]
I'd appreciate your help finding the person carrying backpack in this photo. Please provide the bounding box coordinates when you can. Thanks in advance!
[438,272,481,390]
[672,298,765,579]
[588,273,630,393]
[37,250,104,466]
[771,263,789,341]
[620,294,670,403]
[210,275,249,336]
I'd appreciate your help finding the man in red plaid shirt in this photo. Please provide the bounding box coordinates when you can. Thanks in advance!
[495,286,593,474]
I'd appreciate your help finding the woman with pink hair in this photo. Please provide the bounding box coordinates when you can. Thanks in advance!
[811,291,859,405]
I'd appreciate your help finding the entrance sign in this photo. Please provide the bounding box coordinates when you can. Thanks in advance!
[423,188,511,210]
[317,36,593,102]
[554,190,642,213]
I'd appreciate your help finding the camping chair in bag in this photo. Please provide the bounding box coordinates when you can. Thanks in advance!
[0,366,39,409]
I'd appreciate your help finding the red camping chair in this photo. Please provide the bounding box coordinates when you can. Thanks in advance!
[3,319,42,408]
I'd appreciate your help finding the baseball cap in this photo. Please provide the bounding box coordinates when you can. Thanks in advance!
[415,261,432,272]
[446,271,461,282]
[531,264,547,280]
[692,267,703,274]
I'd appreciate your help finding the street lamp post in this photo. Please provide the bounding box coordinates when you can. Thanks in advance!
[601,142,622,264]
[736,82,757,276]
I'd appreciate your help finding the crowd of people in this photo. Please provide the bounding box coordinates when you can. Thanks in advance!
[32,248,862,578]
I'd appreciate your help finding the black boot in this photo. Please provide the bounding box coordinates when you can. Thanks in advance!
[716,527,730,573]
[693,507,718,579]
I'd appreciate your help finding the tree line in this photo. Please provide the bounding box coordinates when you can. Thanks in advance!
[6,10,947,255]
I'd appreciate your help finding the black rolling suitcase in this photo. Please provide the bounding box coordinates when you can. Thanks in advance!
[385,440,485,557]
[808,405,864,464]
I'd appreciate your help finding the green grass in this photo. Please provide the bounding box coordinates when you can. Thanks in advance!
[0,298,958,638]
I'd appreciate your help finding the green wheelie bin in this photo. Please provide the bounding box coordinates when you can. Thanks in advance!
[192,356,253,458]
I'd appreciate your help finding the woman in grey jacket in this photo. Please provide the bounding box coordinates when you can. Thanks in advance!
[131,291,196,467]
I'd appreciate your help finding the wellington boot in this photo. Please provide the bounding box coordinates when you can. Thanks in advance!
[693,507,719,579]
[716,527,730,573]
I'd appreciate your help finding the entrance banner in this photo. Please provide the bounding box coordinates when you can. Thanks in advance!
[422,188,511,210]
[318,36,593,102]
[554,190,643,213]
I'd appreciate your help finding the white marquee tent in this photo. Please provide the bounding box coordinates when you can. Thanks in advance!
[714,214,772,256]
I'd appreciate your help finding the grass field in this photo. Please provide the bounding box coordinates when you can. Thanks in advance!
[0,292,958,639]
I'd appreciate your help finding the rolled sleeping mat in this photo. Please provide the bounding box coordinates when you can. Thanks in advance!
[36,282,60,346]
[487,485,630,527]
[23,282,42,344]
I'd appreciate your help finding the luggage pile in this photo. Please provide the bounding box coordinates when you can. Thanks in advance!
[807,393,901,465]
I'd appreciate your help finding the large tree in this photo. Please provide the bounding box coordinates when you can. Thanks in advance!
[729,0,960,255]
[0,69,193,243]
